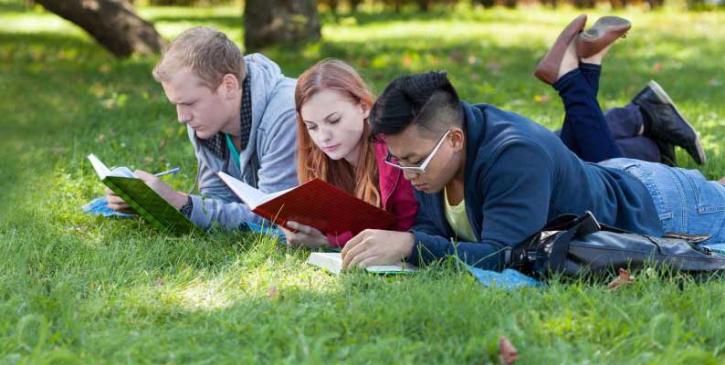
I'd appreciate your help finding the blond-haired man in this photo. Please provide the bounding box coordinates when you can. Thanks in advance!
[107,27,298,231]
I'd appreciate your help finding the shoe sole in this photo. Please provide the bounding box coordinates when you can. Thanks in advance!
[576,16,631,58]
[647,80,707,164]
[580,16,631,40]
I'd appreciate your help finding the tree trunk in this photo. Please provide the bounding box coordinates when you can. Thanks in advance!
[36,0,165,58]
[475,0,495,8]
[572,0,596,8]
[244,0,321,51]
[415,0,430,11]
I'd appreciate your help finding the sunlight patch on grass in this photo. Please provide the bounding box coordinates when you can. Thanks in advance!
[175,278,234,311]
[0,14,83,35]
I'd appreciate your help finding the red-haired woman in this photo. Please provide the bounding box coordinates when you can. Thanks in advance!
[280,59,418,250]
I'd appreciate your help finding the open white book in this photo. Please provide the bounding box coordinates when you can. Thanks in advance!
[88,154,137,179]
[306,252,417,275]
[218,171,292,210]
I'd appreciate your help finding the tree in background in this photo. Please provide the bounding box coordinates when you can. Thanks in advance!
[244,0,321,51]
[36,0,165,58]
[572,0,596,7]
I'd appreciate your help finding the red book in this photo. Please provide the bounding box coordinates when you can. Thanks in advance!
[218,172,397,236]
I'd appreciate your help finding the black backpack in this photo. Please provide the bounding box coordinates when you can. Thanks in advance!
[507,211,725,278]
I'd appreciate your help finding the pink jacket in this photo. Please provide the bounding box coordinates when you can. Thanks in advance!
[327,142,419,247]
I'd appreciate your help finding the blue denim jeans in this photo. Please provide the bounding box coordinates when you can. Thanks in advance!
[599,158,725,251]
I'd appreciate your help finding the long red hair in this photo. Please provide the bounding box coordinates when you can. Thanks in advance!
[295,59,381,207]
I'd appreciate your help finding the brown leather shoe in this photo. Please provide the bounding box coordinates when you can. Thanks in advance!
[534,14,587,85]
[576,16,631,58]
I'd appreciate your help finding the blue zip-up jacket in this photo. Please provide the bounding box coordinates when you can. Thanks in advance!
[408,102,663,269]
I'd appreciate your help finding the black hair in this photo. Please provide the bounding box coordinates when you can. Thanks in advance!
[369,71,463,137]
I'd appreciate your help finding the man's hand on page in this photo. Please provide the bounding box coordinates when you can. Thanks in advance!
[105,187,134,213]
[134,170,188,210]
[281,221,330,248]
[341,230,415,270]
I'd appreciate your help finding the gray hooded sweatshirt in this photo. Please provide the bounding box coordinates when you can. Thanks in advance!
[186,53,298,230]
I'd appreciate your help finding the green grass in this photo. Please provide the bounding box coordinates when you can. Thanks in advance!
[1,4,724,364]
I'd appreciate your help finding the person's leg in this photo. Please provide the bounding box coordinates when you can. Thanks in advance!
[577,47,654,160]
[554,67,623,162]
[579,63,601,97]
[600,158,725,251]
[539,16,629,162]
[603,103,666,163]
[612,137,661,163]
[605,104,642,139]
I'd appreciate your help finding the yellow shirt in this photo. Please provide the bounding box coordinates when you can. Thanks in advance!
[443,187,477,242]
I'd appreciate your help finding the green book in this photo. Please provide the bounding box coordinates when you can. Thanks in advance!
[87,154,200,235]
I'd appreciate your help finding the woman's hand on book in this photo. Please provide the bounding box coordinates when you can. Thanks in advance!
[281,221,330,248]
[134,170,189,209]
[341,230,415,270]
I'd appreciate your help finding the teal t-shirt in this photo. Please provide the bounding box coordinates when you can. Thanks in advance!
[225,134,240,167]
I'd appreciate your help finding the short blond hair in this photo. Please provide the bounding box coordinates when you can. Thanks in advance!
[153,26,246,89]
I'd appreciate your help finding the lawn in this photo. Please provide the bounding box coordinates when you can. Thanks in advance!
[0,3,724,364]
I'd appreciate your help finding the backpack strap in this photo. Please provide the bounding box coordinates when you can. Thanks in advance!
[542,211,601,273]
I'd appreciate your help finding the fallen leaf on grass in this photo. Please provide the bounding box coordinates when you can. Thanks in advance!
[607,268,635,290]
[401,54,414,68]
[499,336,519,365]
[534,94,551,103]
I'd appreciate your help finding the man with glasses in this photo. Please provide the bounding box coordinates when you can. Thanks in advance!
[340,71,724,270]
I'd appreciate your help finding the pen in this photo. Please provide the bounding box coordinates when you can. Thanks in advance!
[154,166,181,177]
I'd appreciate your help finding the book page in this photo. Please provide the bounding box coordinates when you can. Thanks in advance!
[306,252,416,274]
[217,171,268,209]
[88,154,112,179]
[306,252,343,274]
[87,154,135,179]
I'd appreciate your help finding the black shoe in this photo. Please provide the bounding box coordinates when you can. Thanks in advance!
[654,139,677,167]
[633,80,706,165]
